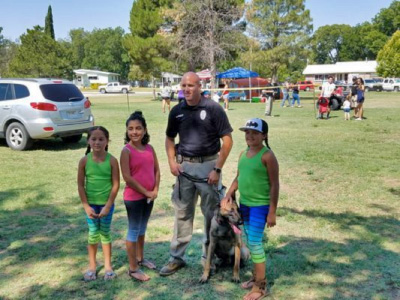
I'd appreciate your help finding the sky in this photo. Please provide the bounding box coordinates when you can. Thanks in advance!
[0,0,395,41]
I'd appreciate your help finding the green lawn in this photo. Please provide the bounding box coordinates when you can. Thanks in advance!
[0,92,399,300]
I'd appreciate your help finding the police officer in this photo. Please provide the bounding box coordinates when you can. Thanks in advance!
[160,72,233,276]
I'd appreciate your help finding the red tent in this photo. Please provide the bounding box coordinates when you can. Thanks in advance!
[230,77,270,99]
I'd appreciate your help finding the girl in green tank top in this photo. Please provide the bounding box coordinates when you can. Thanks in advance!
[222,118,280,300]
[77,126,120,281]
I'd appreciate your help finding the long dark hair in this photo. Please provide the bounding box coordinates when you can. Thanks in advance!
[124,111,150,145]
[85,126,109,155]
[260,119,271,149]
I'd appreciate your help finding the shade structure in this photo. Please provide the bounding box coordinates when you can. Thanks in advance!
[196,69,212,80]
[216,67,259,79]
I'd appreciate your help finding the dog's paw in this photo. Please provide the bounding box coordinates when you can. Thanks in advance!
[231,276,240,283]
[199,275,209,284]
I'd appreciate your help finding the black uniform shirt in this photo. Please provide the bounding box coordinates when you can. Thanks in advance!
[166,97,233,157]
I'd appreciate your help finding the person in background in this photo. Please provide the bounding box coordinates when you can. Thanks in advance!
[280,79,290,107]
[350,76,358,114]
[177,89,185,104]
[343,94,351,121]
[355,78,365,121]
[161,84,172,113]
[291,83,302,108]
[222,80,230,112]
[320,76,336,119]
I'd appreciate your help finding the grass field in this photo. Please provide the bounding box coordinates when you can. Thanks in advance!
[0,92,399,300]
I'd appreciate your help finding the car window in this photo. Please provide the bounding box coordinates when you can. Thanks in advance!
[40,84,84,102]
[0,83,13,101]
[14,84,30,99]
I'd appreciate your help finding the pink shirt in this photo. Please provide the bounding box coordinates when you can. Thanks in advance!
[123,144,155,201]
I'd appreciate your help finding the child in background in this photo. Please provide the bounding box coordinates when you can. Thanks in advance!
[221,118,279,300]
[291,84,302,107]
[343,94,351,120]
[317,97,329,119]
[120,111,160,282]
[77,126,120,281]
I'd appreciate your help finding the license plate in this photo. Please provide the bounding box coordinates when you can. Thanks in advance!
[61,110,82,120]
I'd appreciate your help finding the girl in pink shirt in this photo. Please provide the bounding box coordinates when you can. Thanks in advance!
[120,111,160,282]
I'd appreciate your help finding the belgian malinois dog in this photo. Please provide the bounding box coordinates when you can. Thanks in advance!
[199,195,247,283]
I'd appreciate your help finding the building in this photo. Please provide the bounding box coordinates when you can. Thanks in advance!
[73,69,120,88]
[303,60,378,83]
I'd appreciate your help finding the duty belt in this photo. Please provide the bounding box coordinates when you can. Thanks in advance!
[176,154,218,164]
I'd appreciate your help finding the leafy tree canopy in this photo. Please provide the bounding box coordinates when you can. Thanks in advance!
[8,26,70,78]
[246,0,312,82]
[373,0,400,37]
[377,30,400,77]
[81,27,129,79]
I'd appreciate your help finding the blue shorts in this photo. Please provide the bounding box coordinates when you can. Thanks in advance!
[343,108,350,113]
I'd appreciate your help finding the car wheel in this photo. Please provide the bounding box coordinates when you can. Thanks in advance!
[100,89,106,94]
[122,88,128,94]
[305,87,310,91]
[365,87,369,92]
[61,134,83,143]
[330,98,340,110]
[394,87,399,92]
[6,122,33,151]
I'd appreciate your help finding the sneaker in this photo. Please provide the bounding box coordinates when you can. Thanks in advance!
[297,105,302,108]
[356,118,362,121]
[159,259,186,276]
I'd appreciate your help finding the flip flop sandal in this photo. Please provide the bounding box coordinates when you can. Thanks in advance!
[104,271,116,281]
[83,270,97,282]
[241,277,255,289]
[138,259,157,270]
[128,268,150,282]
[244,279,267,300]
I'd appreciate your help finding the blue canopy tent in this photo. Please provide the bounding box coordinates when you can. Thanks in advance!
[216,67,259,79]
[216,67,260,101]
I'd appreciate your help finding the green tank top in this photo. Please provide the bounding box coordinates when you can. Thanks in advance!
[85,152,112,205]
[238,146,270,206]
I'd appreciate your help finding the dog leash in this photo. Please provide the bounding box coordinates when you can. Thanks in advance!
[179,171,208,183]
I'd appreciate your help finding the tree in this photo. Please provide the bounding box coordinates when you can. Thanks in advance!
[8,26,70,78]
[45,5,55,40]
[310,25,358,64]
[373,0,400,37]
[354,23,389,60]
[173,0,245,88]
[68,28,89,69]
[81,27,129,79]
[0,27,18,77]
[377,30,400,77]
[246,0,312,82]
[124,0,175,96]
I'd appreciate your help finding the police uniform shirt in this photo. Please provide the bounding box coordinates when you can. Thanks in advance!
[166,97,233,157]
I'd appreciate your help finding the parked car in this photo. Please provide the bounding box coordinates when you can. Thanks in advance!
[382,78,400,92]
[364,79,383,92]
[98,82,131,94]
[296,80,314,91]
[0,78,94,150]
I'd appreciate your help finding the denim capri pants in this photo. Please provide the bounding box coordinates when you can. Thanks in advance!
[124,198,154,242]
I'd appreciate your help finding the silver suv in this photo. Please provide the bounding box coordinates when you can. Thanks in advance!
[0,78,94,150]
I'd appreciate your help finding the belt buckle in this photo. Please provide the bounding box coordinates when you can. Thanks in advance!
[176,154,183,164]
